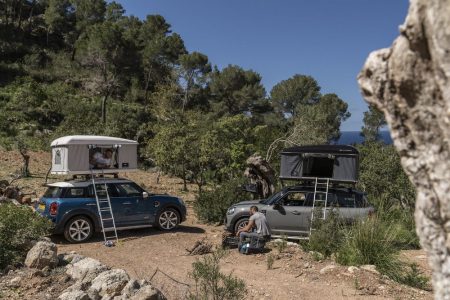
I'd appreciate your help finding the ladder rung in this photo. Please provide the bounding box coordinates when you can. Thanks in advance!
[102,218,113,221]
[105,235,117,239]
[100,208,111,212]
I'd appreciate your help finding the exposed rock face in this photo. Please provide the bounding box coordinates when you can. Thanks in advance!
[24,241,58,269]
[358,0,450,297]
[66,257,108,283]
[88,269,130,297]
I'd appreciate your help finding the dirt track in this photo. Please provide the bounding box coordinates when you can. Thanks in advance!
[1,149,433,299]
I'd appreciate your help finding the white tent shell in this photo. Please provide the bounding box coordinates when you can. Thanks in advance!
[50,135,138,175]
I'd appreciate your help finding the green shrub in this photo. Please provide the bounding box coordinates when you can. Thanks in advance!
[0,204,53,269]
[189,249,247,300]
[335,216,430,290]
[336,216,400,271]
[305,210,344,258]
[194,178,248,224]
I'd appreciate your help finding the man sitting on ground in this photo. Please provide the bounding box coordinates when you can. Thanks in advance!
[236,206,271,247]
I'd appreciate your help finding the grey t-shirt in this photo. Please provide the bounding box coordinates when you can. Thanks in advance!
[250,212,271,236]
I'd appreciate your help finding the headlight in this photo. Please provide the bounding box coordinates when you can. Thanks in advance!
[227,206,236,215]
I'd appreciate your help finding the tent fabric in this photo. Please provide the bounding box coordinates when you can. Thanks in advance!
[281,145,358,155]
[51,135,138,146]
[280,145,359,182]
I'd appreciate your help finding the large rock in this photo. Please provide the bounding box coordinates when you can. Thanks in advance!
[58,290,90,300]
[358,0,450,297]
[24,241,58,269]
[66,257,108,283]
[88,269,130,297]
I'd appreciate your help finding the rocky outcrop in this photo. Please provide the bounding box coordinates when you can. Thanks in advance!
[21,242,165,300]
[24,241,58,269]
[358,0,450,297]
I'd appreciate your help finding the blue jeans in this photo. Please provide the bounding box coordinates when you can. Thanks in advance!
[239,231,261,244]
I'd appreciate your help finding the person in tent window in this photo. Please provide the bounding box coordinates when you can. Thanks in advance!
[90,148,113,169]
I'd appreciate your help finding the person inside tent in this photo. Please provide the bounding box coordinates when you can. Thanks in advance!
[90,148,113,169]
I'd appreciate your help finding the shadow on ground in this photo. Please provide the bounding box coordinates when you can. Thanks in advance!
[51,225,206,245]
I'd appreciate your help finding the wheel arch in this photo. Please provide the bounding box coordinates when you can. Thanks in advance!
[61,209,101,233]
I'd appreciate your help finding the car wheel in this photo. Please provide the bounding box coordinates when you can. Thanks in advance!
[157,208,180,231]
[64,216,94,243]
[234,218,249,234]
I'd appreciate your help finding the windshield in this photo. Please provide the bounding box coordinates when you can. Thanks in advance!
[43,187,63,198]
[261,190,284,205]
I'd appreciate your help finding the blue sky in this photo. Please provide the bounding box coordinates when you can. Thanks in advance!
[116,0,409,131]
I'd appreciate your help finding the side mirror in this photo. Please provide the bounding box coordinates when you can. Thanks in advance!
[143,192,149,198]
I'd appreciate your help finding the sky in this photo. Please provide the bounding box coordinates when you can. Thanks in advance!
[116,0,409,131]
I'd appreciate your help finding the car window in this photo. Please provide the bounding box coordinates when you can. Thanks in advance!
[43,187,63,198]
[64,188,86,198]
[281,192,306,206]
[355,194,368,208]
[305,193,335,207]
[336,193,356,208]
[116,183,142,197]
[88,184,120,198]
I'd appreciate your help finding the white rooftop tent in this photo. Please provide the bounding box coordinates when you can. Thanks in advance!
[50,135,138,175]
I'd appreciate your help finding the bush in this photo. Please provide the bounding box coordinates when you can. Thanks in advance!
[304,210,344,258]
[189,249,247,300]
[194,178,248,224]
[336,216,400,272]
[335,216,430,290]
[0,204,53,270]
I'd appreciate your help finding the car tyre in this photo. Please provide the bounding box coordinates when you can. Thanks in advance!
[157,208,180,231]
[234,217,249,234]
[64,216,94,243]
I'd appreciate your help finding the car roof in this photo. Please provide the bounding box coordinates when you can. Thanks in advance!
[282,185,365,194]
[47,178,133,188]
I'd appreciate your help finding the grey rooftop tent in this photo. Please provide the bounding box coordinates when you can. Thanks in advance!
[50,135,138,175]
[280,145,359,183]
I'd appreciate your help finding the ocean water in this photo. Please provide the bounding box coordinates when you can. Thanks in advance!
[335,131,392,145]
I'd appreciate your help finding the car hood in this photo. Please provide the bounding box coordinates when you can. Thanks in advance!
[234,200,265,207]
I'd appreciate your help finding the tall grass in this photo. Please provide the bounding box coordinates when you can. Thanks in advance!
[306,206,430,290]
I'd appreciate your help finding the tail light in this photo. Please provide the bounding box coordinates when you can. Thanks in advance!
[49,202,58,216]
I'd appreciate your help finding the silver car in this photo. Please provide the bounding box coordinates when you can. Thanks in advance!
[224,185,374,239]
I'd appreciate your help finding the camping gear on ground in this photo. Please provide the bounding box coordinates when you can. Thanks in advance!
[280,145,359,183]
[50,135,138,175]
[238,235,268,254]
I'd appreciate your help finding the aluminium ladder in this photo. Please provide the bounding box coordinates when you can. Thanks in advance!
[309,177,330,236]
[91,169,119,245]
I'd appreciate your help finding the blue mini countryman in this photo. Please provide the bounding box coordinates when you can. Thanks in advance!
[36,178,187,243]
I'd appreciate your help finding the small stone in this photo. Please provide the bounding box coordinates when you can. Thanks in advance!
[361,265,379,275]
[9,276,21,287]
[319,265,336,274]
[347,266,359,274]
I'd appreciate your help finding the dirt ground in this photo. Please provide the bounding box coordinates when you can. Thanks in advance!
[0,149,434,299]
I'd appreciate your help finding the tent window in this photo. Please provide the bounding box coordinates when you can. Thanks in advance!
[89,146,119,169]
[54,150,61,165]
[302,157,334,178]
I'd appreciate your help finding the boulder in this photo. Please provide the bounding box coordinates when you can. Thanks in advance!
[58,290,90,300]
[130,285,162,300]
[347,266,359,274]
[66,257,108,283]
[24,241,58,270]
[88,269,130,297]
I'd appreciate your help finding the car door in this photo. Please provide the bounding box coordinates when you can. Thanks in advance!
[115,182,152,225]
[89,183,126,227]
[304,192,336,229]
[334,191,356,224]
[265,191,310,236]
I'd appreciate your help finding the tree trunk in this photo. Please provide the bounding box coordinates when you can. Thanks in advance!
[19,148,30,178]
[358,0,450,297]
[101,92,110,124]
